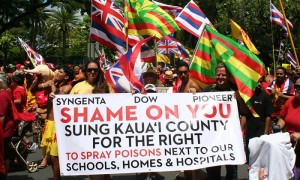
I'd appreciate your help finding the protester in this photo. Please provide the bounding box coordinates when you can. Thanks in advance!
[27,65,54,120]
[13,64,24,75]
[11,73,36,151]
[0,73,13,179]
[175,60,201,93]
[11,74,27,113]
[277,78,300,180]
[163,70,175,87]
[6,64,15,78]
[71,60,112,180]
[26,65,55,170]
[42,66,74,180]
[202,63,247,180]
[268,66,295,123]
[260,75,270,91]
[297,68,300,78]
[245,77,274,162]
[156,65,165,84]
[142,67,163,87]
[136,83,166,180]
[24,72,41,146]
[144,83,157,93]
[175,60,201,180]
[291,70,299,84]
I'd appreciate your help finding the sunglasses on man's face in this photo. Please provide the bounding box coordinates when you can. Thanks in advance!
[178,70,188,75]
[86,68,99,73]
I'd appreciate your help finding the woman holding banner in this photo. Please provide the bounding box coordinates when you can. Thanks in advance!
[70,60,112,180]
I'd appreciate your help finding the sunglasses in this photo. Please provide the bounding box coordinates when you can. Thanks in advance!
[178,70,188,75]
[295,84,300,90]
[86,68,99,73]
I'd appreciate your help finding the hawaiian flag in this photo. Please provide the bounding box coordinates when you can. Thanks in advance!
[270,2,293,32]
[157,35,190,59]
[175,0,211,37]
[18,38,45,67]
[98,47,106,67]
[125,0,179,39]
[90,0,127,54]
[157,36,180,54]
[104,61,134,92]
[152,0,183,18]
[286,50,297,68]
[177,42,190,59]
[190,26,266,116]
[105,36,153,93]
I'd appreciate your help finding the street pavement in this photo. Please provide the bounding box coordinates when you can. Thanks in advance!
[7,136,249,180]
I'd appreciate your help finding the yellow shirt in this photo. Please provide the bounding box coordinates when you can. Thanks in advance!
[70,81,94,94]
[26,88,36,108]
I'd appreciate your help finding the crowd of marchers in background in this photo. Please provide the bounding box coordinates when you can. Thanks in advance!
[1,59,300,180]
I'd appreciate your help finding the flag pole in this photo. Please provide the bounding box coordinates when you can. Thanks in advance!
[271,24,276,75]
[154,37,158,67]
[278,0,299,67]
[124,1,129,53]
[191,25,206,66]
[89,1,93,62]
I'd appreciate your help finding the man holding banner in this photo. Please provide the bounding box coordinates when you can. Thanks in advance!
[176,61,201,93]
[202,63,248,180]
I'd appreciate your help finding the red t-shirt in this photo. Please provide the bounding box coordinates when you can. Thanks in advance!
[280,96,300,134]
[0,89,16,138]
[12,86,27,113]
[0,125,5,174]
[35,90,49,108]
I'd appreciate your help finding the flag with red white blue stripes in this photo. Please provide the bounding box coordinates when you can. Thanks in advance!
[175,0,211,37]
[18,38,45,67]
[157,36,180,54]
[105,36,153,93]
[90,0,127,54]
[286,50,297,68]
[157,35,190,59]
[270,2,293,32]
[152,0,183,18]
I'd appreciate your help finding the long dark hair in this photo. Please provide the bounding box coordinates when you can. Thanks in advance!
[85,60,109,93]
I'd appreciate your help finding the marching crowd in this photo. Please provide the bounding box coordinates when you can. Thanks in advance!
[0,59,300,180]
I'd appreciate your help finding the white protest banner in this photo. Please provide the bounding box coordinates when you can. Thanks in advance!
[53,92,246,176]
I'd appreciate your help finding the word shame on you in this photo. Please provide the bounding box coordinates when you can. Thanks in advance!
[59,104,232,123]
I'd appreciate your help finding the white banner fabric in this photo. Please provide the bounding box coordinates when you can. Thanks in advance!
[53,92,246,176]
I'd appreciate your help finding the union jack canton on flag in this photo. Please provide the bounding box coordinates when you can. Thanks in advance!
[157,36,180,55]
[90,0,127,54]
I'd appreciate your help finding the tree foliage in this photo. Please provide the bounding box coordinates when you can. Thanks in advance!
[1,0,300,67]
